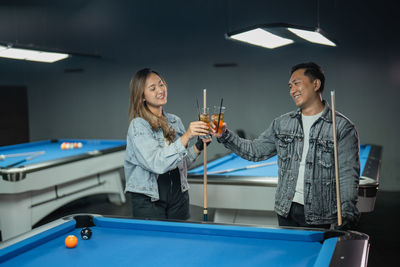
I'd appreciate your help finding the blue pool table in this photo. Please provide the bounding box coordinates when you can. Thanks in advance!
[0,139,127,241]
[188,144,381,225]
[0,214,369,266]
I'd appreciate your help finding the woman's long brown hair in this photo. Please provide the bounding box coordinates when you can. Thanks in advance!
[128,68,175,143]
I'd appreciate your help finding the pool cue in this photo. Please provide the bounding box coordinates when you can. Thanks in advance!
[331,91,342,226]
[203,89,208,222]
[4,151,45,168]
[208,161,277,175]
[0,151,45,161]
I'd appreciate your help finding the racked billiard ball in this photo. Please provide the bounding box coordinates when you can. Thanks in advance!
[80,227,92,240]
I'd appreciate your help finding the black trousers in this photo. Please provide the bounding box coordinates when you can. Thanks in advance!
[129,168,190,220]
[277,202,330,229]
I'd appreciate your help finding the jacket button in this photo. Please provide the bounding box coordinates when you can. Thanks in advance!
[299,138,302,142]
[290,176,294,180]
[294,155,298,161]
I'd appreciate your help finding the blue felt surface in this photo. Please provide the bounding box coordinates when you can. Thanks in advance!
[189,145,371,177]
[189,154,278,176]
[359,144,371,176]
[0,217,335,267]
[0,139,126,168]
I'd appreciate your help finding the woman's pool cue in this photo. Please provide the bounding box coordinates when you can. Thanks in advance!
[331,91,342,226]
[203,89,208,221]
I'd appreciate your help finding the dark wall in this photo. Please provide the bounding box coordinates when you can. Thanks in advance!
[0,86,29,146]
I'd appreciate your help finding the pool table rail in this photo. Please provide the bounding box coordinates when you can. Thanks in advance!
[0,140,127,242]
[0,143,126,182]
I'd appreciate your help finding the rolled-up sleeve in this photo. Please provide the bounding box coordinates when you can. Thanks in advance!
[174,116,199,168]
[217,121,277,162]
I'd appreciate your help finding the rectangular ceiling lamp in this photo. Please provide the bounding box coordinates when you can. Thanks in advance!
[288,27,336,47]
[0,45,69,63]
[227,28,294,49]
[226,23,337,49]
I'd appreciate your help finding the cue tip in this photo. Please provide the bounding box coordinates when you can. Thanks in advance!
[331,90,335,96]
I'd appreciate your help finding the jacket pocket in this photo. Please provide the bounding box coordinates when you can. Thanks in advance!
[276,134,294,170]
[316,139,334,168]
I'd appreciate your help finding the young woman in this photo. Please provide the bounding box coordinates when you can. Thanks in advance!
[124,68,210,220]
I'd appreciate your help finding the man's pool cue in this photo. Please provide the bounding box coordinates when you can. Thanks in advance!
[203,89,208,221]
[331,91,342,226]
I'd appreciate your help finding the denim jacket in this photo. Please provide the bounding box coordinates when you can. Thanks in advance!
[217,101,360,225]
[124,112,198,201]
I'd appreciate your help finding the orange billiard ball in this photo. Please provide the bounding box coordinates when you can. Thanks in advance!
[65,235,78,248]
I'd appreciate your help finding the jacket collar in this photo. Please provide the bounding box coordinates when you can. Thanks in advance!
[162,110,176,123]
[290,100,332,122]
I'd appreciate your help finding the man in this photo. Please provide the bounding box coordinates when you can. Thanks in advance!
[211,62,360,229]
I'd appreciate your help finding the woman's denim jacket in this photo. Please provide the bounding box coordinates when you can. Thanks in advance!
[217,101,360,225]
[124,112,198,201]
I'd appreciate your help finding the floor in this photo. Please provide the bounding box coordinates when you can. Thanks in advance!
[33,190,400,266]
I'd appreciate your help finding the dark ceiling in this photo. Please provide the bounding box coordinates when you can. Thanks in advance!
[0,0,399,67]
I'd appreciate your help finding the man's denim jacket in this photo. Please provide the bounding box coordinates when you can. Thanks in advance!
[218,101,360,225]
[124,112,198,201]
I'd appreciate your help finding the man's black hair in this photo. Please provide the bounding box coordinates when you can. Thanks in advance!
[291,62,325,94]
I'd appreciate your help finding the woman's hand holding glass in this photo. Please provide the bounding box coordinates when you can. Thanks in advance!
[180,121,210,148]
